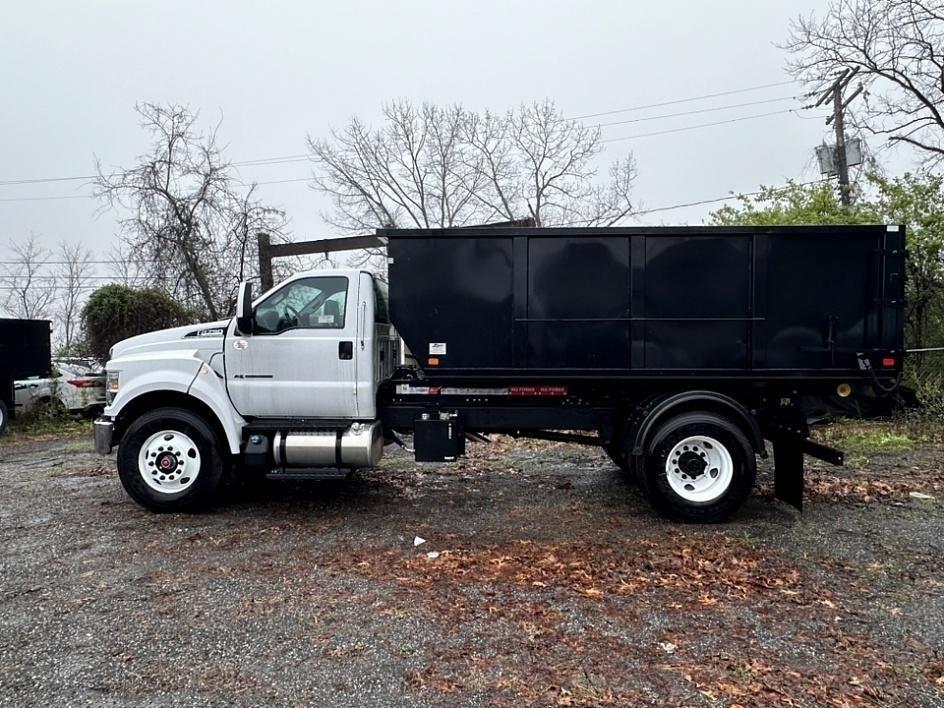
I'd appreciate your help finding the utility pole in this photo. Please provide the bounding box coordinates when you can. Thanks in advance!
[815,67,863,207]
[832,85,851,207]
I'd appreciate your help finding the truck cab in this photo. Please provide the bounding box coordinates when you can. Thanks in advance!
[226,270,396,420]
[96,269,398,511]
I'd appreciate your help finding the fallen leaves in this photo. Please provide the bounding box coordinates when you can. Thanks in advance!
[315,527,937,707]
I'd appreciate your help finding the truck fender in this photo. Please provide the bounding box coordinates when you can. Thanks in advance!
[632,390,765,458]
[106,352,245,454]
[185,364,245,454]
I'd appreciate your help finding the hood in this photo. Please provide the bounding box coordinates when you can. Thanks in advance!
[109,319,231,362]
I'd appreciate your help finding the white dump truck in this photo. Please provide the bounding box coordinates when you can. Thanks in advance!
[96,225,906,522]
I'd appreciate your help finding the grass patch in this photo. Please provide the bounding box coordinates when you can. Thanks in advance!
[4,414,91,442]
[814,419,916,458]
[841,430,914,455]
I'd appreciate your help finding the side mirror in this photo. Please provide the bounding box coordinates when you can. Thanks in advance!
[235,281,254,335]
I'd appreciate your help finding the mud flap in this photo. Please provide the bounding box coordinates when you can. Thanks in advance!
[773,437,804,511]
[772,436,845,511]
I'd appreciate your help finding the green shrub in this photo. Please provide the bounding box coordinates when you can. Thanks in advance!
[81,284,191,363]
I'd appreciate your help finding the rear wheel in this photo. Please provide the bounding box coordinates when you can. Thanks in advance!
[0,400,8,435]
[640,412,755,523]
[604,442,636,478]
[117,407,227,512]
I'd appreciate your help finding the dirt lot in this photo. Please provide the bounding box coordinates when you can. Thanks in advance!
[1,422,943,707]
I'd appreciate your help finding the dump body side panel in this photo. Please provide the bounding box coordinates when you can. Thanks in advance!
[385,225,903,382]
[389,236,515,369]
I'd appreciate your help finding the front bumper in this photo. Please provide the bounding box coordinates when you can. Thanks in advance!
[94,418,114,454]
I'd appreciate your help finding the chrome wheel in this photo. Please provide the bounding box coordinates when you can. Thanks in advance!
[137,430,201,494]
[664,435,733,503]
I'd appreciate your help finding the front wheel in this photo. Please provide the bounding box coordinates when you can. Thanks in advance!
[0,400,8,435]
[117,407,227,512]
[640,412,756,523]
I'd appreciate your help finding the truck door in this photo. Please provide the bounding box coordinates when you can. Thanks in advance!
[225,274,360,418]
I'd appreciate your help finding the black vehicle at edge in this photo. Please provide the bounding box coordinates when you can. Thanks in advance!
[0,318,52,434]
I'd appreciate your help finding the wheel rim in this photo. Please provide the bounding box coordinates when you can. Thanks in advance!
[664,435,733,503]
[137,430,201,494]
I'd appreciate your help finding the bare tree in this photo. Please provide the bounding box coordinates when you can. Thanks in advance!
[308,99,637,235]
[2,235,55,320]
[54,241,95,352]
[784,0,944,167]
[94,103,288,319]
[106,241,151,287]
[506,101,637,227]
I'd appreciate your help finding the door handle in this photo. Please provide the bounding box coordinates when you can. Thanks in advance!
[339,341,353,360]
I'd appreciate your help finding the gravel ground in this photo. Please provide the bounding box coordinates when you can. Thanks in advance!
[1,427,943,707]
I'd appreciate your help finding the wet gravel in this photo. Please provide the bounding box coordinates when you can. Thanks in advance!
[0,431,943,706]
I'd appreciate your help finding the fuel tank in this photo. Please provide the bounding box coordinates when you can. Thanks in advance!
[273,421,384,468]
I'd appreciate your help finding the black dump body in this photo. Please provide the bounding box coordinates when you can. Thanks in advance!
[384,225,905,384]
[0,318,52,411]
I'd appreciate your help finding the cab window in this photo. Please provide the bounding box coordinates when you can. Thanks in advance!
[253,276,348,334]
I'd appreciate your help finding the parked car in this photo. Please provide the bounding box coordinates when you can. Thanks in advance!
[15,358,106,416]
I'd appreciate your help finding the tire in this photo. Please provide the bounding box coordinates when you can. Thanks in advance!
[117,407,227,512]
[604,443,636,478]
[640,412,756,523]
[0,400,8,435]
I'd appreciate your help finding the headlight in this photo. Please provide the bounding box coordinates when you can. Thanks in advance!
[106,371,120,404]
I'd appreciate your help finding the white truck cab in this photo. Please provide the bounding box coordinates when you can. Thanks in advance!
[95,269,398,511]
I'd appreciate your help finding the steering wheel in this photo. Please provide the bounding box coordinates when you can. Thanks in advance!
[281,303,299,329]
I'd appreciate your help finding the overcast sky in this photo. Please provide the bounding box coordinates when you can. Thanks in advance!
[0,0,915,267]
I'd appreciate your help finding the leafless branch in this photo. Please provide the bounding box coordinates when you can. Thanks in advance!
[307,99,638,239]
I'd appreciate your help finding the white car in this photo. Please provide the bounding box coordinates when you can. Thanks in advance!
[14,358,106,416]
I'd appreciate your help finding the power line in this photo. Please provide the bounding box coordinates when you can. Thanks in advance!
[634,179,826,216]
[570,80,797,121]
[0,109,812,203]
[0,79,800,189]
[0,275,154,281]
[593,95,800,129]
[552,179,828,226]
[602,109,803,143]
[0,154,311,188]
[247,176,311,186]
[0,259,148,265]
[0,285,109,291]
[0,175,316,203]
[0,194,90,203]
[233,154,308,166]
[0,177,318,202]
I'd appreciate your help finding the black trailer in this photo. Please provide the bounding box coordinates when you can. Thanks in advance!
[379,225,905,521]
[0,318,52,434]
